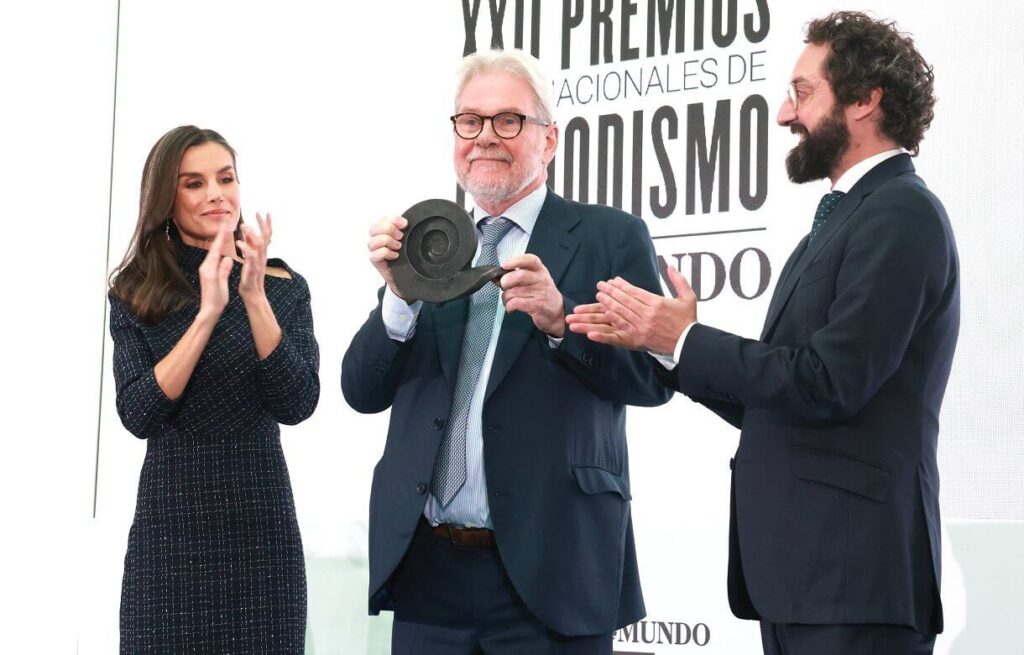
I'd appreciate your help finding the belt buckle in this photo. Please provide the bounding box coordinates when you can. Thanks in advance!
[434,522,492,548]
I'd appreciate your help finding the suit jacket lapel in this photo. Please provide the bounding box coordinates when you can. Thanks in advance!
[760,236,808,340]
[484,190,580,401]
[759,196,862,340]
[431,297,469,392]
[760,154,916,341]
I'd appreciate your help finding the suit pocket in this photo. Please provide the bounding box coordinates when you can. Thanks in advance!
[573,466,631,500]
[796,257,834,336]
[790,442,890,503]
[795,256,831,289]
[571,414,625,474]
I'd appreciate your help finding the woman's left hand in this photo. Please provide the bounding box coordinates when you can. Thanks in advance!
[237,212,273,304]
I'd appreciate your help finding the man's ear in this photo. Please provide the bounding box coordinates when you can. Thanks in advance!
[542,123,560,166]
[850,87,883,122]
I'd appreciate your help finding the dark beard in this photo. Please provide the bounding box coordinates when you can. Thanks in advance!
[785,106,850,184]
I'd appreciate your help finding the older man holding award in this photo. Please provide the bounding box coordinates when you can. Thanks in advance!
[342,48,671,653]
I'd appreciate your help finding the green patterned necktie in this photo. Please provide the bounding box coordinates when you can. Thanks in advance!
[809,191,846,243]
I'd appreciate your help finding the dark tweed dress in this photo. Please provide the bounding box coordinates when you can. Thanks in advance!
[110,243,319,654]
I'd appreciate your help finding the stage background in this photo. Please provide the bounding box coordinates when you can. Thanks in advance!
[2,1,1021,653]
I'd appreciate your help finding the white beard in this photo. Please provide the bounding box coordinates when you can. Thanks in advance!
[457,146,544,210]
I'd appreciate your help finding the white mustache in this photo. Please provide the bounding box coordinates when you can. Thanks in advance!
[467,150,512,164]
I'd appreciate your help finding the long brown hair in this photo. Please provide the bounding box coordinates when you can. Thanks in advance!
[110,126,242,323]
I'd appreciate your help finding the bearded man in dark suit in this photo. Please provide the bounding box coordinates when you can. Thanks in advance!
[568,12,959,655]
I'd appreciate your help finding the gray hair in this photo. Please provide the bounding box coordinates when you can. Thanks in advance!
[454,49,555,123]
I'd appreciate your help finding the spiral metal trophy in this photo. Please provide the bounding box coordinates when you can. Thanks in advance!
[389,199,506,303]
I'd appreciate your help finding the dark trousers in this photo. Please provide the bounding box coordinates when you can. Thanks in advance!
[760,621,936,655]
[390,519,612,654]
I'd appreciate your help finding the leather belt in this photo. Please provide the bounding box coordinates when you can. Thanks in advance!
[429,522,496,548]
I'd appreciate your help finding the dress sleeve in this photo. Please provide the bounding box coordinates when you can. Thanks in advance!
[254,274,321,425]
[108,295,180,439]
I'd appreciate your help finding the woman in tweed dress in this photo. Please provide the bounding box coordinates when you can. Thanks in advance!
[108,126,319,654]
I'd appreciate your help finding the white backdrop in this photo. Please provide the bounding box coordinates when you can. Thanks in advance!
[2,1,1022,654]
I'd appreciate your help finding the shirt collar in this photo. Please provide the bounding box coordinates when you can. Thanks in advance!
[471,183,548,236]
[833,149,903,193]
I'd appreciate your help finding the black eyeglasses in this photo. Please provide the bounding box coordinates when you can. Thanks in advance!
[450,112,552,139]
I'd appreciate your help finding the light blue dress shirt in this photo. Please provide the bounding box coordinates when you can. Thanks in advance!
[381,184,549,528]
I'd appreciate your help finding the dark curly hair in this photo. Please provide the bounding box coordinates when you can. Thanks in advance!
[806,11,935,155]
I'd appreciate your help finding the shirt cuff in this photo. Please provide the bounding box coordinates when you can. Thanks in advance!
[382,286,422,342]
[651,322,696,370]
[546,335,563,349]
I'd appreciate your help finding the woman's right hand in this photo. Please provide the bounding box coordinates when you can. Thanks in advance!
[198,223,235,320]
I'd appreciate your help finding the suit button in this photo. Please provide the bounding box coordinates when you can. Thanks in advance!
[432,418,444,430]
[729,458,735,470]
[416,483,427,495]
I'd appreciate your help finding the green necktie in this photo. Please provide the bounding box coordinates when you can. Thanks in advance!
[809,191,846,243]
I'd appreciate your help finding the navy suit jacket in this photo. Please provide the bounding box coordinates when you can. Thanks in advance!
[342,190,672,636]
[662,154,959,633]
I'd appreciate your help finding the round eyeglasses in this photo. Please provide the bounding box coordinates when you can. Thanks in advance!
[450,112,551,139]
[784,80,823,112]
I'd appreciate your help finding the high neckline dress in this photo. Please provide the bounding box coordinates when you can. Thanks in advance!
[109,242,320,654]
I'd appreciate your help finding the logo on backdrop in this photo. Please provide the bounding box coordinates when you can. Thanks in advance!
[459,0,774,302]
[613,618,712,652]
